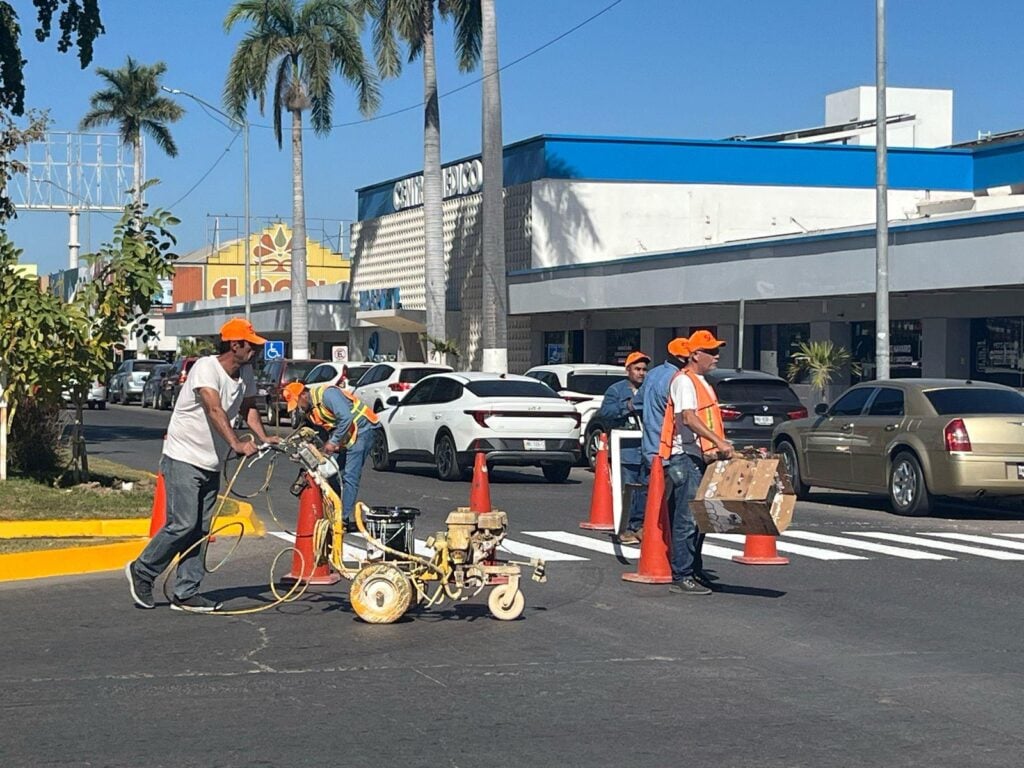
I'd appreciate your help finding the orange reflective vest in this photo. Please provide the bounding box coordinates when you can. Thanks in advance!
[657,369,725,460]
[307,386,379,448]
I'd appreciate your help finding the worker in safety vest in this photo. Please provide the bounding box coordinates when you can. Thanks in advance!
[282,381,380,531]
[658,329,734,596]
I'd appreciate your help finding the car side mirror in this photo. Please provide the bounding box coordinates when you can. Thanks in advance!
[386,396,399,407]
[814,403,829,416]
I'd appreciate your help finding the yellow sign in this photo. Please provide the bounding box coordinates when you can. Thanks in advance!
[204,222,349,300]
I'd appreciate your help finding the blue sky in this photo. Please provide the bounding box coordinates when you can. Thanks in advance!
[9,0,1024,276]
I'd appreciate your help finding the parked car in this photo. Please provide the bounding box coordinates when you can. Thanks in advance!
[582,368,806,468]
[370,372,582,482]
[302,361,376,393]
[773,378,1024,516]
[140,363,173,409]
[162,356,200,410]
[525,364,626,458]
[258,358,326,424]
[352,362,453,412]
[107,359,165,404]
[61,379,107,410]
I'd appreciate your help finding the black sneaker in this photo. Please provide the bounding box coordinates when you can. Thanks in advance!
[693,571,718,590]
[618,529,641,545]
[669,577,712,596]
[170,594,223,613]
[125,561,155,609]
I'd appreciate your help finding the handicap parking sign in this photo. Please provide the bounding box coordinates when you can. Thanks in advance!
[264,340,285,360]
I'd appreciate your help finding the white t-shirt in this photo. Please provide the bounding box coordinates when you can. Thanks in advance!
[669,372,715,456]
[163,357,257,471]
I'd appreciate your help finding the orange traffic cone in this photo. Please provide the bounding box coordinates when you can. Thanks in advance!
[622,460,673,583]
[284,475,341,584]
[580,433,614,531]
[733,534,789,566]
[468,452,492,514]
[147,471,167,537]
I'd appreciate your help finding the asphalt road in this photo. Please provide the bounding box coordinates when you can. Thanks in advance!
[2,404,1024,767]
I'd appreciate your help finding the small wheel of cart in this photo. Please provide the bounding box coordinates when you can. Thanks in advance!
[487,584,525,621]
[350,563,413,624]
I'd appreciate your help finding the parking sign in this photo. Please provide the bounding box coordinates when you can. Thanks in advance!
[264,340,285,360]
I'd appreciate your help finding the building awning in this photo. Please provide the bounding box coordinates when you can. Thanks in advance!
[355,308,426,334]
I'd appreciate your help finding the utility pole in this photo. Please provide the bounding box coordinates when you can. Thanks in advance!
[875,0,890,380]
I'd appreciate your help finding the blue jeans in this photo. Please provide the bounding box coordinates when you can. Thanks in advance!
[624,457,649,532]
[328,426,376,523]
[135,455,219,600]
[665,453,705,580]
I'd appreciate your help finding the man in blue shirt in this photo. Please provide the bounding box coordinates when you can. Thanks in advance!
[624,337,690,542]
[596,351,650,541]
[283,381,381,532]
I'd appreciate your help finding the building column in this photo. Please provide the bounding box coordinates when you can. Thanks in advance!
[922,318,970,379]
[717,324,738,368]
[530,330,545,367]
[642,327,674,363]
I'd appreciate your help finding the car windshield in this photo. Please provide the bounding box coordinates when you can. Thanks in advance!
[466,380,562,399]
[399,367,450,383]
[924,388,1024,415]
[714,380,801,404]
[286,362,321,381]
[131,360,163,372]
[565,373,625,395]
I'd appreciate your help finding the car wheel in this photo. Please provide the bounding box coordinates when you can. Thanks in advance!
[370,430,395,471]
[584,427,603,471]
[434,432,462,482]
[373,400,384,414]
[889,451,932,517]
[778,440,810,500]
[542,463,572,483]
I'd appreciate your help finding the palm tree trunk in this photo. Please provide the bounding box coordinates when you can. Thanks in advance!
[480,0,506,373]
[291,108,310,359]
[421,1,446,363]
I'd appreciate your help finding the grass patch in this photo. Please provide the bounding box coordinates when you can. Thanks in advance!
[0,537,138,554]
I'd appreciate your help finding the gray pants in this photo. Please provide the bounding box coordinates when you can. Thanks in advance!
[135,455,220,601]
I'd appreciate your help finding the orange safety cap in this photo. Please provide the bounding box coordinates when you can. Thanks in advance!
[220,317,268,345]
[282,381,306,412]
[667,337,691,358]
[624,351,651,368]
[688,329,727,350]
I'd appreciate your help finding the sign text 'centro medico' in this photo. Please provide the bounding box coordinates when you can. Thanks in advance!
[392,159,483,211]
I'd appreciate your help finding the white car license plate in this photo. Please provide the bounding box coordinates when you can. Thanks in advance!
[1018,464,1024,480]
[524,439,546,451]
[754,415,774,426]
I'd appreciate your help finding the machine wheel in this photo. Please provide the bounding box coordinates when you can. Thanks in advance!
[778,440,810,500]
[488,585,525,621]
[350,563,413,624]
[889,451,932,517]
[434,432,462,481]
[542,463,572,483]
[370,430,395,471]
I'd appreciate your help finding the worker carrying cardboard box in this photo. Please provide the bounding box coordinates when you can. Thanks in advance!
[657,329,734,595]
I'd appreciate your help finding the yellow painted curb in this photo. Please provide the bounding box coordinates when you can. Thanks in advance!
[0,539,149,582]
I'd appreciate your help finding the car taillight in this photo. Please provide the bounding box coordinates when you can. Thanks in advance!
[465,410,492,428]
[944,419,972,452]
[389,382,412,392]
[720,407,742,422]
[786,407,808,420]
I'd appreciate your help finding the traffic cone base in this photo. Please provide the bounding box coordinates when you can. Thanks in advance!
[733,534,790,566]
[580,433,614,531]
[148,471,167,537]
[622,460,673,584]
[284,476,341,584]
[468,452,492,514]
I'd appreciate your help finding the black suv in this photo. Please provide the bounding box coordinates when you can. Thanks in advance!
[583,368,807,468]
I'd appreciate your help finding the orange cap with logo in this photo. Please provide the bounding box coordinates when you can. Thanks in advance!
[220,317,268,345]
[667,337,691,358]
[282,381,306,412]
[624,351,651,368]
[688,329,727,350]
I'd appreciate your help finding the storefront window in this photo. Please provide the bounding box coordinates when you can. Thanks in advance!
[851,320,923,382]
[543,330,584,365]
[971,316,1024,388]
[754,324,810,380]
[605,328,641,365]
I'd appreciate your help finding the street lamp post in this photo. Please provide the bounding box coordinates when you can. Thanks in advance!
[162,86,252,321]
[875,0,890,380]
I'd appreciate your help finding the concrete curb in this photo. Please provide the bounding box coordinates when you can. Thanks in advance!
[0,501,265,583]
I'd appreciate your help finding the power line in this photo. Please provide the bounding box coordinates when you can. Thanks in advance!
[168,131,242,209]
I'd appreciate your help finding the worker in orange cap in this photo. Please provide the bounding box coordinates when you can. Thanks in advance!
[597,351,650,543]
[127,317,278,613]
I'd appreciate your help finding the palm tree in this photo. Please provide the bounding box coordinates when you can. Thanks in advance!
[479,0,505,372]
[80,57,184,207]
[787,340,862,404]
[358,0,481,363]
[224,0,379,359]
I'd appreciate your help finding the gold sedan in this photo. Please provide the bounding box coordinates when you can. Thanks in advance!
[772,379,1024,515]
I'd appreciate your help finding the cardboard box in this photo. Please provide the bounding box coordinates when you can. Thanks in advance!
[689,457,795,535]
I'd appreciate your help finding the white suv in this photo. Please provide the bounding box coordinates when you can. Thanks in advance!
[352,362,453,412]
[524,364,626,454]
[370,372,581,482]
[302,361,375,392]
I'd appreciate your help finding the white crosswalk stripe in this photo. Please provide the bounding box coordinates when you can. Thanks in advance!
[782,530,953,560]
[921,532,1024,552]
[995,533,1024,540]
[844,532,1024,560]
[523,530,744,562]
[709,533,867,560]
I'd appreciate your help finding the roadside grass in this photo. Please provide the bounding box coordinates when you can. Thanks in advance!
[0,537,139,554]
